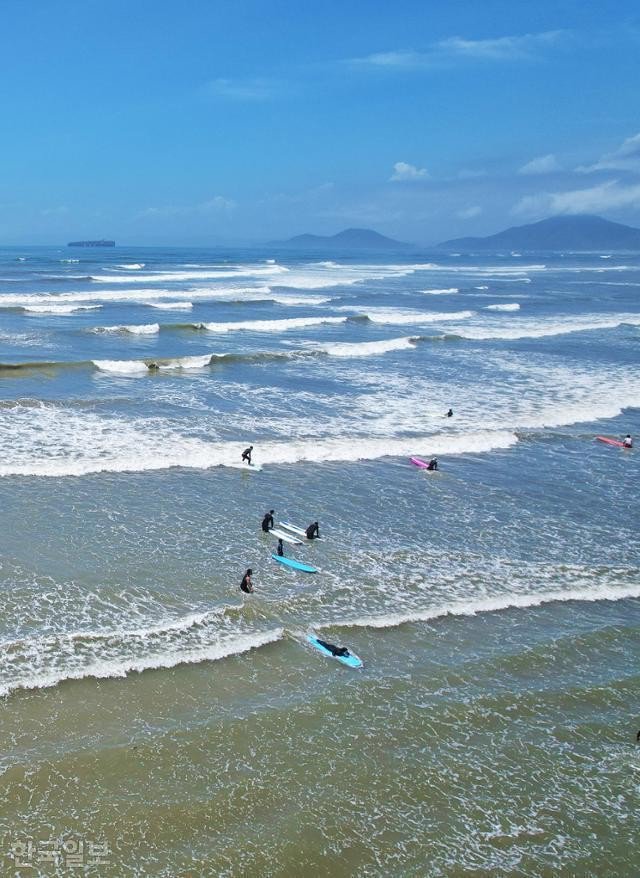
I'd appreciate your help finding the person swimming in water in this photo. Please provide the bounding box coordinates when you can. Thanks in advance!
[241,445,254,465]
[305,521,320,539]
[427,457,438,471]
[276,538,284,557]
[262,510,275,532]
[317,638,350,657]
[623,434,633,448]
[240,568,254,594]
[445,408,453,418]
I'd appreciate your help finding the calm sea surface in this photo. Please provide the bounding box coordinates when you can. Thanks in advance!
[0,246,638,876]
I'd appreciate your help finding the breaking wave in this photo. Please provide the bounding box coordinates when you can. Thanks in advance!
[148,302,193,310]
[312,337,419,357]
[91,323,160,335]
[0,616,283,697]
[23,304,102,315]
[420,288,459,295]
[321,583,640,632]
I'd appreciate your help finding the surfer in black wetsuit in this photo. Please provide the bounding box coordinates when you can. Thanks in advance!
[305,521,320,539]
[317,638,349,657]
[262,510,275,532]
[240,568,254,593]
[427,457,438,471]
[241,445,254,464]
[276,538,284,557]
[445,408,453,418]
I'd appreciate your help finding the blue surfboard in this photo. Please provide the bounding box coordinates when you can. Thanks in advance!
[306,634,363,668]
[271,554,317,573]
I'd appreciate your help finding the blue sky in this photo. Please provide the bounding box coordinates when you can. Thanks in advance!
[1,0,640,244]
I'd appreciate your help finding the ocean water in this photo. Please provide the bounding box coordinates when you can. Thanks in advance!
[0,245,638,876]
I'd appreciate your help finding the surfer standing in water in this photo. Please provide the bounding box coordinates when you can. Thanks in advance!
[240,568,254,593]
[241,445,254,465]
[623,434,633,448]
[445,408,453,418]
[262,510,275,532]
[305,521,320,539]
[276,538,284,557]
[427,457,438,471]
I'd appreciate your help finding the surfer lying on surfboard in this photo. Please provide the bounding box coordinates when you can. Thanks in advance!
[316,638,350,658]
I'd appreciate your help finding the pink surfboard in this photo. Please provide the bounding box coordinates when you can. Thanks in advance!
[596,436,625,448]
[410,456,430,468]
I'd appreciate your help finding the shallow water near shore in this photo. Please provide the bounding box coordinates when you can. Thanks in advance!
[0,246,638,875]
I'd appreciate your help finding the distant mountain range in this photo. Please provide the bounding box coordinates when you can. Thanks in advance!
[274,227,411,250]
[438,215,640,251]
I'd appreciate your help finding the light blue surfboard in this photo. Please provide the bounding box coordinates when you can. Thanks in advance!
[271,553,317,573]
[306,634,363,668]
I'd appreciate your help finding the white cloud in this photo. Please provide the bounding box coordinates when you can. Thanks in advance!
[457,168,487,179]
[458,205,482,219]
[40,206,69,217]
[577,132,640,173]
[204,78,280,100]
[137,196,236,220]
[512,179,640,217]
[390,161,429,182]
[199,196,236,212]
[437,31,565,61]
[350,30,567,69]
[518,154,561,175]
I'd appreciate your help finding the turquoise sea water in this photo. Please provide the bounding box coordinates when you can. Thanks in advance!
[0,246,638,876]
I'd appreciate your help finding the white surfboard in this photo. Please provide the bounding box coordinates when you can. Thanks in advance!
[270,528,303,545]
[279,521,322,540]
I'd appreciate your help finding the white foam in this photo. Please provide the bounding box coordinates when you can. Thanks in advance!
[484,303,520,312]
[0,411,518,476]
[60,258,80,263]
[187,288,331,306]
[323,583,640,631]
[359,308,475,325]
[92,323,160,335]
[420,287,459,295]
[314,337,419,357]
[94,265,287,284]
[92,359,150,375]
[157,354,213,370]
[0,285,267,307]
[198,316,348,333]
[23,304,102,315]
[275,262,439,290]
[454,313,640,340]
[115,263,145,269]
[0,623,282,697]
[148,301,193,310]
[268,293,332,305]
